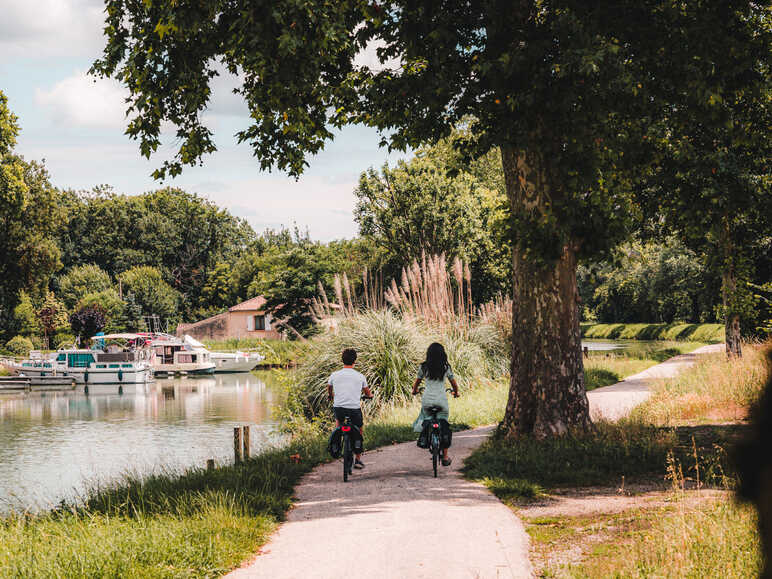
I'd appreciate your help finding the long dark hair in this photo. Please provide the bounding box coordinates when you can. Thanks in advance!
[421,342,449,381]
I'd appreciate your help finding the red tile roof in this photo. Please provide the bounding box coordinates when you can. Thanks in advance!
[228,296,267,312]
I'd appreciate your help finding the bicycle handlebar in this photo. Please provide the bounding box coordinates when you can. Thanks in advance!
[413,387,459,397]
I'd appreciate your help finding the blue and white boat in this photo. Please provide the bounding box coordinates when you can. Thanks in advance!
[3,347,152,385]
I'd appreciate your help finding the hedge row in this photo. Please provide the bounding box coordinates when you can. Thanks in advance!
[580,323,724,343]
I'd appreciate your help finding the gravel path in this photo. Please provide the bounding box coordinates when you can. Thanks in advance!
[587,343,724,421]
[227,427,533,579]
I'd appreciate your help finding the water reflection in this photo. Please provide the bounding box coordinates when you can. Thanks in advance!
[0,371,282,512]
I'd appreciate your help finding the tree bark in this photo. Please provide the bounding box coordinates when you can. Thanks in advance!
[721,217,743,358]
[723,269,743,358]
[499,146,593,438]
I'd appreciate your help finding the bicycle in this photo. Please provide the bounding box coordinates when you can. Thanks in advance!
[416,388,456,478]
[335,395,372,483]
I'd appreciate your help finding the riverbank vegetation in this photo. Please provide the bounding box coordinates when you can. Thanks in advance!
[465,342,770,576]
[581,322,724,343]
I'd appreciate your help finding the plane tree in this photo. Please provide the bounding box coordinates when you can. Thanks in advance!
[92,1,766,438]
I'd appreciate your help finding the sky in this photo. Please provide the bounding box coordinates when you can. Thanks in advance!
[0,0,411,241]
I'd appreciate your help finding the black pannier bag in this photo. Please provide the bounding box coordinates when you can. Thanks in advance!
[351,425,364,455]
[328,425,364,458]
[327,427,343,458]
[417,420,432,448]
[439,419,452,449]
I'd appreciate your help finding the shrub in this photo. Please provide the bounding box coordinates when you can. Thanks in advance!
[5,336,34,356]
[294,310,424,416]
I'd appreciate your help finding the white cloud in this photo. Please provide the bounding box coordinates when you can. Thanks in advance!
[35,70,128,128]
[192,175,360,240]
[0,0,106,58]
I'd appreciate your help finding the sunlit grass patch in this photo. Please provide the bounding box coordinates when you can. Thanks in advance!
[631,343,771,425]
[556,499,761,579]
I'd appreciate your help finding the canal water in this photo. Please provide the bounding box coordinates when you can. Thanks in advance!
[0,371,282,513]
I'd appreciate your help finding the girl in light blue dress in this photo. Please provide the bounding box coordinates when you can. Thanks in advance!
[412,342,459,466]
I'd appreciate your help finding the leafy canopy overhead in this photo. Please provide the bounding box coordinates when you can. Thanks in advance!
[93,2,766,263]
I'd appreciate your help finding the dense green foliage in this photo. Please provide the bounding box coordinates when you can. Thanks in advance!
[355,135,511,302]
[0,91,63,336]
[579,236,771,337]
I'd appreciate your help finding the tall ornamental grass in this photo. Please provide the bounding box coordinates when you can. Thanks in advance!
[291,309,501,418]
[296,254,512,420]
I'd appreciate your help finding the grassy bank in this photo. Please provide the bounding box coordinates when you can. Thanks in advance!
[632,344,770,425]
[581,322,724,343]
[202,338,308,367]
[0,377,508,578]
[465,342,769,577]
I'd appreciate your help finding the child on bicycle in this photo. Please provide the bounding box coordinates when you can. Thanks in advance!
[412,342,459,466]
[328,348,373,469]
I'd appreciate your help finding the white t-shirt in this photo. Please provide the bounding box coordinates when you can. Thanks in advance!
[328,367,367,409]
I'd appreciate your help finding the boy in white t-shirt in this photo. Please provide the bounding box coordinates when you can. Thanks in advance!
[327,348,373,469]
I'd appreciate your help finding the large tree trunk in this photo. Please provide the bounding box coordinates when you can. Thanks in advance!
[721,218,743,358]
[499,146,593,438]
[723,268,743,358]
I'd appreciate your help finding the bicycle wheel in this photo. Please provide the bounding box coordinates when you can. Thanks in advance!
[343,435,352,482]
[431,433,439,478]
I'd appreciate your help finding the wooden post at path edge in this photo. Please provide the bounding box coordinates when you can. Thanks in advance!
[242,425,250,460]
[206,459,215,471]
[233,426,243,464]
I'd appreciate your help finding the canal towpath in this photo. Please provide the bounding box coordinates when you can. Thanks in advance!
[227,343,724,579]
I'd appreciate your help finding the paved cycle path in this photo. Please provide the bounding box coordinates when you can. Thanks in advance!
[227,426,533,579]
[229,343,724,579]
[587,343,724,421]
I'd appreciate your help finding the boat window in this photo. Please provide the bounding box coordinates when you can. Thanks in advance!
[121,364,132,368]
[67,353,95,368]
[177,354,193,364]
[56,353,66,362]
[109,364,119,368]
[96,364,106,368]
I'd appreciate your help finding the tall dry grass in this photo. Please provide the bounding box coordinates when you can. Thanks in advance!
[300,254,512,419]
[631,342,771,425]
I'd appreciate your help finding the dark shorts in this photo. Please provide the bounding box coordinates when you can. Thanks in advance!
[333,407,363,428]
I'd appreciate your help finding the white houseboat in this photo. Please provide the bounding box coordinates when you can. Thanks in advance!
[210,350,264,373]
[149,334,216,376]
[4,348,152,385]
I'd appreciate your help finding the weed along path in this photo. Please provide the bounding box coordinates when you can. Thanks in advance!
[227,427,532,579]
[586,343,725,421]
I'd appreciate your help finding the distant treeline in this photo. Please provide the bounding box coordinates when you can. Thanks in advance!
[1,91,770,350]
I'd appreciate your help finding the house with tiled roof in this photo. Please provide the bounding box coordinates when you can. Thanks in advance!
[176,296,282,341]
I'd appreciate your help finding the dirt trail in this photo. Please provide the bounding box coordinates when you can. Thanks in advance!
[228,427,532,579]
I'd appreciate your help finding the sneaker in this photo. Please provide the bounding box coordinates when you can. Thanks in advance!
[441,457,452,467]
[354,459,365,469]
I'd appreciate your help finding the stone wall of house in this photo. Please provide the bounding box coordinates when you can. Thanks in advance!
[177,311,281,341]
[176,312,229,341]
